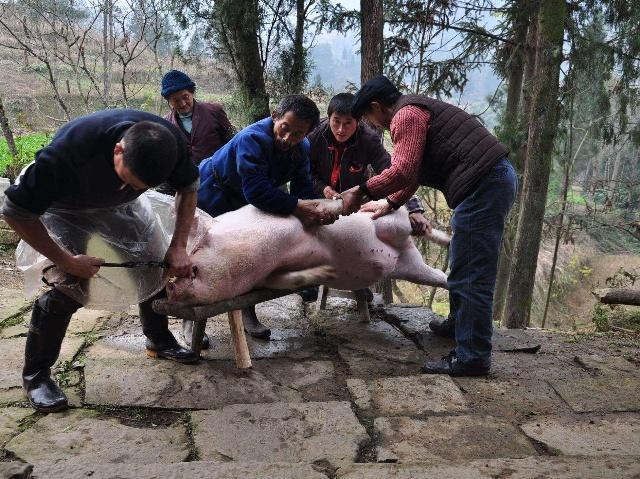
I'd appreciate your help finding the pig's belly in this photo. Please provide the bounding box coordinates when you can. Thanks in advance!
[325,239,400,290]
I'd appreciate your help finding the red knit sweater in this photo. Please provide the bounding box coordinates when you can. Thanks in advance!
[365,105,430,206]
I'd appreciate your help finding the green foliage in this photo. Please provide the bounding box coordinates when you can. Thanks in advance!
[0,133,52,179]
[592,302,610,332]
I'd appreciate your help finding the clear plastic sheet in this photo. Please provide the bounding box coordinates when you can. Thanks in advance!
[16,191,206,311]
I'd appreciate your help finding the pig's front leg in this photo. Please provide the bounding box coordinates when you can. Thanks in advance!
[259,265,337,290]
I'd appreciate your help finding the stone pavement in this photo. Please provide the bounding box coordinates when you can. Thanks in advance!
[0,290,639,478]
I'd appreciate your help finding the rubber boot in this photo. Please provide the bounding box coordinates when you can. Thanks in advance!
[23,289,80,413]
[139,291,199,364]
[181,319,210,350]
[242,306,271,339]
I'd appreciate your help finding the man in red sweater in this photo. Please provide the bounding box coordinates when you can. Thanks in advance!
[341,76,517,377]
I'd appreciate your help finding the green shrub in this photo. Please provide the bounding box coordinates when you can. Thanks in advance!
[0,133,52,180]
[592,303,610,332]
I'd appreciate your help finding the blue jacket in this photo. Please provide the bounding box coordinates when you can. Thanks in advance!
[197,117,315,216]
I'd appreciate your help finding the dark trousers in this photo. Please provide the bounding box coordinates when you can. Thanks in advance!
[447,158,517,363]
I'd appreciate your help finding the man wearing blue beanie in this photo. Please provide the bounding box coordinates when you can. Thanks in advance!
[161,69,233,166]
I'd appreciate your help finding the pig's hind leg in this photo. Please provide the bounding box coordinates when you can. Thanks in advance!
[260,265,337,290]
[390,244,448,289]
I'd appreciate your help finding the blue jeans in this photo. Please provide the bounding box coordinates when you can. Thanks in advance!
[448,158,517,364]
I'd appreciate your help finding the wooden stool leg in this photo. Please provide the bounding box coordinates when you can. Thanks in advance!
[316,285,329,311]
[227,309,252,369]
[190,319,207,358]
[354,290,371,323]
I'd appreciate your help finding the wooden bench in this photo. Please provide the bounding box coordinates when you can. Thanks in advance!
[153,288,305,369]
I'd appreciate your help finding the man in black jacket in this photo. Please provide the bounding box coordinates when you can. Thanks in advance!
[2,109,200,412]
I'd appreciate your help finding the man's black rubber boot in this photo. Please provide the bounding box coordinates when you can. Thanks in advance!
[23,291,79,413]
[422,351,490,377]
[182,319,211,350]
[144,337,199,364]
[298,286,319,302]
[429,314,456,339]
[139,292,198,364]
[242,306,271,339]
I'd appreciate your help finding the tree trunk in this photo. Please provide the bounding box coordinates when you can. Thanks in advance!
[289,0,307,93]
[593,288,640,306]
[103,0,112,106]
[216,0,269,122]
[0,96,17,159]
[493,3,536,324]
[360,0,383,84]
[503,0,567,329]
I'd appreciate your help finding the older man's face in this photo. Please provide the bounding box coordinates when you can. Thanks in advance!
[272,111,311,151]
[168,89,194,115]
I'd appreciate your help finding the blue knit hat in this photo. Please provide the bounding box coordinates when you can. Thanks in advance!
[161,70,196,99]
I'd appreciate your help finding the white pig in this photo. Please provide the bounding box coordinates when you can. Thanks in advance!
[167,200,448,304]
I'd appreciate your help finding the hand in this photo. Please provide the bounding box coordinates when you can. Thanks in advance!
[359,199,392,219]
[60,254,104,279]
[164,246,192,278]
[341,186,364,215]
[294,200,339,227]
[323,186,340,199]
[409,212,432,236]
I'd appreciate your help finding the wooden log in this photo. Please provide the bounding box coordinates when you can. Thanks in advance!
[592,288,640,306]
[227,309,252,369]
[316,285,329,311]
[153,288,299,321]
[354,289,371,322]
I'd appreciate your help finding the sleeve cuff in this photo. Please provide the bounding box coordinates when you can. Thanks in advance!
[176,177,200,193]
[1,195,40,220]
[386,197,401,210]
[359,181,375,200]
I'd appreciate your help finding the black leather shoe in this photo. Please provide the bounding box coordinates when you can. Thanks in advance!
[145,339,199,364]
[298,286,319,302]
[429,315,455,339]
[182,319,211,350]
[422,351,490,377]
[242,306,271,339]
[24,372,68,413]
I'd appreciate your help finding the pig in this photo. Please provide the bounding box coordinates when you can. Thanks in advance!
[166,199,448,304]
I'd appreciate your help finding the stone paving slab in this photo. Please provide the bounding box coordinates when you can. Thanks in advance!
[520,413,640,456]
[32,462,327,479]
[4,409,189,465]
[0,407,32,447]
[490,351,592,380]
[0,317,27,339]
[191,401,368,465]
[0,336,84,403]
[375,415,537,462]
[255,294,307,329]
[454,378,572,419]
[84,353,336,409]
[66,309,111,335]
[0,462,33,479]
[347,375,467,416]
[327,318,425,377]
[0,288,30,322]
[336,456,640,478]
[202,329,319,360]
[549,376,640,413]
[573,354,640,376]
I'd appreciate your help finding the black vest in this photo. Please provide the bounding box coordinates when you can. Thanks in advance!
[392,95,509,208]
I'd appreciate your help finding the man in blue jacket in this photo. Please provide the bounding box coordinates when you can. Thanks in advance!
[196,95,337,342]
